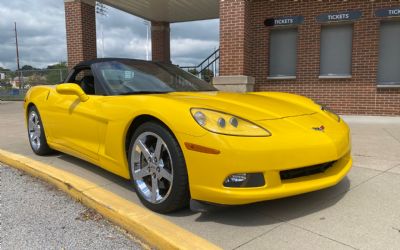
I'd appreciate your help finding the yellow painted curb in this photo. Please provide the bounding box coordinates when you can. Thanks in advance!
[0,149,221,250]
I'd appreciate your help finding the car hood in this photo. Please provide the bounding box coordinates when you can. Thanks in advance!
[165,91,317,121]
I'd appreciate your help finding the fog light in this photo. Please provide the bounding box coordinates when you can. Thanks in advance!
[225,173,247,183]
[223,173,265,188]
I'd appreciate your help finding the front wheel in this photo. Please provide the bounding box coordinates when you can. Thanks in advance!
[27,106,53,155]
[128,122,190,213]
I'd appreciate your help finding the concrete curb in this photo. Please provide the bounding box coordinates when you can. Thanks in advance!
[0,149,221,250]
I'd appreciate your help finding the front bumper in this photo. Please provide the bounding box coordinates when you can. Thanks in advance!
[191,152,351,205]
[177,114,352,205]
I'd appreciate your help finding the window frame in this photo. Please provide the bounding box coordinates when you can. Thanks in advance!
[63,66,105,95]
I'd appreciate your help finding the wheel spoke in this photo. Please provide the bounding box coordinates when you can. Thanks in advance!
[137,140,151,159]
[134,167,150,179]
[159,167,172,182]
[151,176,159,202]
[34,115,39,125]
[27,111,43,150]
[154,138,163,160]
[132,132,174,205]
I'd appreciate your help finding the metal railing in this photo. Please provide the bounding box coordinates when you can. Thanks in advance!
[0,69,67,101]
[180,48,220,82]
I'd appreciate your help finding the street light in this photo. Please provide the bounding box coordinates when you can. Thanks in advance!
[96,2,108,58]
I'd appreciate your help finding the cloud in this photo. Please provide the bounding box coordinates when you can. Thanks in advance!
[171,38,219,66]
[98,7,219,66]
[0,0,67,69]
[0,0,219,70]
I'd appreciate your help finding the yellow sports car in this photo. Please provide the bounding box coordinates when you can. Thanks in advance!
[24,58,352,213]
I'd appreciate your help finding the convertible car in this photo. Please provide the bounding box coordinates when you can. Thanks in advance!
[24,58,352,213]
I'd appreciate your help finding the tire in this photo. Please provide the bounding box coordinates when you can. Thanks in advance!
[128,121,190,213]
[27,106,53,155]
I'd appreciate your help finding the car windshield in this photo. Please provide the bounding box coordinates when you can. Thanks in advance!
[92,60,217,95]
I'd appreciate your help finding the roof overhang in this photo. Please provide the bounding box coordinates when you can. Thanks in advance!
[101,0,219,22]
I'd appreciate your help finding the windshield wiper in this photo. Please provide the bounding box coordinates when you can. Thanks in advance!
[119,91,170,95]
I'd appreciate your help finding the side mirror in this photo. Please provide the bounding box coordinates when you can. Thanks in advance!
[56,83,89,102]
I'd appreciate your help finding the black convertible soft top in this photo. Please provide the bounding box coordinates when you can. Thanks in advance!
[74,58,151,69]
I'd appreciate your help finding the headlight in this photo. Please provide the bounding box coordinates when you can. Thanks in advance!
[319,104,341,122]
[190,108,271,137]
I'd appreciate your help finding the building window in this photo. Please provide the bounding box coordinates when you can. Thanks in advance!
[378,21,400,86]
[268,28,297,79]
[320,24,353,78]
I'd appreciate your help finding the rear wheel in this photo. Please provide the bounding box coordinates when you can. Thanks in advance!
[128,121,189,213]
[27,106,53,155]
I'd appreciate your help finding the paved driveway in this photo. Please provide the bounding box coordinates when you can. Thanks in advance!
[1,101,399,249]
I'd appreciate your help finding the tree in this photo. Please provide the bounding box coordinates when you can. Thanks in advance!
[20,65,39,78]
[45,62,68,84]
[47,62,67,70]
[21,65,38,70]
[201,68,214,83]
[0,66,11,72]
[0,67,15,85]
[188,68,199,75]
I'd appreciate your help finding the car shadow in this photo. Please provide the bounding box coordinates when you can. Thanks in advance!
[55,153,135,190]
[190,177,350,226]
[55,152,350,227]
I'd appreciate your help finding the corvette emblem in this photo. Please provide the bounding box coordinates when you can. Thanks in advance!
[312,125,325,132]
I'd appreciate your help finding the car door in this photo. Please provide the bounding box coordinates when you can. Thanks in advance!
[46,67,103,161]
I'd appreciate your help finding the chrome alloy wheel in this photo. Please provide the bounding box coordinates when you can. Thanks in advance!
[131,132,174,204]
[28,111,41,151]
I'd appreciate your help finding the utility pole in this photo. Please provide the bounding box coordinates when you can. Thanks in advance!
[14,22,22,90]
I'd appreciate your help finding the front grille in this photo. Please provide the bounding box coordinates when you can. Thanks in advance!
[280,161,336,180]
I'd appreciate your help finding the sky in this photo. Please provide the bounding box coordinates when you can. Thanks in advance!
[0,0,219,70]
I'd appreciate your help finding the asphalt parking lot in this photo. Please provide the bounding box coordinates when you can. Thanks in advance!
[1,101,400,249]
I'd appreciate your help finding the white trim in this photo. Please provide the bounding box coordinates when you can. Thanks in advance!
[267,76,296,80]
[101,0,219,23]
[377,84,400,88]
[319,75,352,79]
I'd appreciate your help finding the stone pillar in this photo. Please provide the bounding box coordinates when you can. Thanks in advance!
[212,76,255,92]
[64,0,97,70]
[151,21,171,63]
[214,0,254,92]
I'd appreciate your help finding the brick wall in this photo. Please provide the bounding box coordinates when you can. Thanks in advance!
[220,0,400,115]
[151,21,171,62]
[220,0,252,76]
[65,0,97,70]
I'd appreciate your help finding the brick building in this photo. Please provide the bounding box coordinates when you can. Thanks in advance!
[64,0,400,115]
